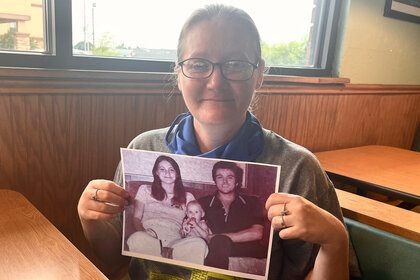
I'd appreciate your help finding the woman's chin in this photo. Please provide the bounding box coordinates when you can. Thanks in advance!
[195,110,244,126]
[161,179,176,184]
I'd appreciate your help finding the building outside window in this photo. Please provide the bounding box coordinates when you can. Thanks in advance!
[0,0,45,52]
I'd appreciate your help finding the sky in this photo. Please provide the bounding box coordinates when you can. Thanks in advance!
[72,0,315,49]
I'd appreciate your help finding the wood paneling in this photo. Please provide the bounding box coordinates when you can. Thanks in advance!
[1,68,419,278]
[0,95,14,189]
[254,93,420,152]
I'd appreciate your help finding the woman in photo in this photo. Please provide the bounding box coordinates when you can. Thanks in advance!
[78,4,353,279]
[127,155,208,264]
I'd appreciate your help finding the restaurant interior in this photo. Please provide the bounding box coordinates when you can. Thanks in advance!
[0,0,419,279]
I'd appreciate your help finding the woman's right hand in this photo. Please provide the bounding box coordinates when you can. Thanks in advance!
[77,179,130,265]
[78,179,130,222]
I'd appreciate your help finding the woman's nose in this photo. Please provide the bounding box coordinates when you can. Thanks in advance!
[206,65,226,89]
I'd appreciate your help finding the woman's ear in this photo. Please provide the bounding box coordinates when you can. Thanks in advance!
[255,59,265,89]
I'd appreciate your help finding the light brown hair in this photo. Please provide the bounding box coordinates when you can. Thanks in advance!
[176,4,262,63]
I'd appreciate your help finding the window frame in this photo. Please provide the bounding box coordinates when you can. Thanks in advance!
[0,0,342,76]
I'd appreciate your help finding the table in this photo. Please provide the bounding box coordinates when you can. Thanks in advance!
[0,189,107,279]
[315,145,420,205]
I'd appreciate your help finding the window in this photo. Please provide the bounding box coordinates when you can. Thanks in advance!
[0,0,46,52]
[0,0,342,76]
[9,22,17,33]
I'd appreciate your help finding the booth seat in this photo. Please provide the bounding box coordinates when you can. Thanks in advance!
[345,218,420,280]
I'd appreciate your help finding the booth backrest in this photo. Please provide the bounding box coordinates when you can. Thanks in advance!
[345,218,420,280]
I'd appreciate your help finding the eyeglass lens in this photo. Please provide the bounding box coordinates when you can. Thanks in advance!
[181,59,255,81]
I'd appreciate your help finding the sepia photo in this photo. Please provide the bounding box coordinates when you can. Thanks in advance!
[121,148,280,280]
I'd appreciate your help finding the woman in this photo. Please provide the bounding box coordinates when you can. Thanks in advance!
[126,155,207,264]
[78,4,352,279]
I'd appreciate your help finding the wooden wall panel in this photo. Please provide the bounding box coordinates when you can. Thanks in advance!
[254,94,420,152]
[0,95,14,189]
[0,69,419,278]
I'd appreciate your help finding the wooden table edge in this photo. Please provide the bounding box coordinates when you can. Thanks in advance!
[336,189,420,243]
[0,189,108,279]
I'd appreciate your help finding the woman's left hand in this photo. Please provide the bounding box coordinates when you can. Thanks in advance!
[265,193,347,247]
[267,193,349,279]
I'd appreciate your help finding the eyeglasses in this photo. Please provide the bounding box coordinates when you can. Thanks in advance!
[178,58,259,81]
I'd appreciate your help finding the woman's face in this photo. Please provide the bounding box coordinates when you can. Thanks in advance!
[177,18,264,126]
[156,160,177,185]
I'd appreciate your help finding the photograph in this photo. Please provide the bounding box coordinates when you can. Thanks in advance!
[384,0,420,24]
[121,148,280,280]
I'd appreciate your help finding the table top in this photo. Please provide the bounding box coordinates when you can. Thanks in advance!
[0,189,107,279]
[315,145,420,198]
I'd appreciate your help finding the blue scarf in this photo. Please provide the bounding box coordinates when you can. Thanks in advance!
[165,111,264,162]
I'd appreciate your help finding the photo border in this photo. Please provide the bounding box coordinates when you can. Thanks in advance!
[120,148,281,280]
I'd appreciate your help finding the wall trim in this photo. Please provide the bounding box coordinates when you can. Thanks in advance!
[1,67,419,95]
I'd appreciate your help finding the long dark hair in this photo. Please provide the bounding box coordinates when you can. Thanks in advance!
[151,155,186,206]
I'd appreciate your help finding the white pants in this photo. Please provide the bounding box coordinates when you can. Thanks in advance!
[127,231,208,265]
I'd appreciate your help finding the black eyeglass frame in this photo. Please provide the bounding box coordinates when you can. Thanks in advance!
[178,58,259,81]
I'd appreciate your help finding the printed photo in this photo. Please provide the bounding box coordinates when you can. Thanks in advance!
[121,149,280,280]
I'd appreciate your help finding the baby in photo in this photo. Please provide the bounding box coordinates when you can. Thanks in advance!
[181,200,211,239]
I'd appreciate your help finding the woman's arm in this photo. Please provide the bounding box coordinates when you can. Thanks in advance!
[133,198,145,231]
[307,223,348,280]
[79,218,126,265]
[180,218,190,237]
[78,179,130,265]
[266,193,349,280]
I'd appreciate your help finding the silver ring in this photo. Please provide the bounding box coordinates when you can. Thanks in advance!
[90,189,99,201]
[280,215,286,228]
[280,203,289,216]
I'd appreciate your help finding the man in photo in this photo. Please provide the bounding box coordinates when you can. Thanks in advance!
[199,161,266,269]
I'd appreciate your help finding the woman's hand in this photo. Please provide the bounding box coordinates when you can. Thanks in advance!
[77,179,130,266]
[78,179,130,222]
[265,193,347,246]
[265,193,349,280]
